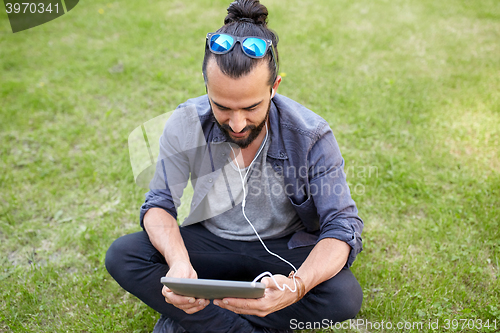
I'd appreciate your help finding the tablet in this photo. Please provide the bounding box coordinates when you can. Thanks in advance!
[161,277,266,299]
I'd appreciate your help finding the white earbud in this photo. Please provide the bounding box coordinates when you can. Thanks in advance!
[271,88,275,100]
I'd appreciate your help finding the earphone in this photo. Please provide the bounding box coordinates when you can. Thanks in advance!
[228,123,299,294]
[271,88,275,99]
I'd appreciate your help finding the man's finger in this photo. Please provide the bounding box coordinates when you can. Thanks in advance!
[216,302,264,316]
[184,302,210,314]
[261,276,272,288]
[169,293,196,305]
[215,298,261,312]
[166,292,209,308]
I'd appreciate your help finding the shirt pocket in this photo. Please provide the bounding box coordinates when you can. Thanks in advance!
[288,195,319,233]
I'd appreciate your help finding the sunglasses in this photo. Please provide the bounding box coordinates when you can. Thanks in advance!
[206,33,278,71]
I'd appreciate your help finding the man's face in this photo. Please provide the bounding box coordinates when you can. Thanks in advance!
[206,59,280,149]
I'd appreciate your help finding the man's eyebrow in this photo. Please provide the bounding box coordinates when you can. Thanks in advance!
[211,98,263,110]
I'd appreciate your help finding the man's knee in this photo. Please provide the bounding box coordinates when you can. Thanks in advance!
[105,235,129,279]
[105,232,146,279]
[312,269,363,321]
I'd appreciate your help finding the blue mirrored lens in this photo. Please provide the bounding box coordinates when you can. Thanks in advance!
[242,38,267,57]
[210,34,234,53]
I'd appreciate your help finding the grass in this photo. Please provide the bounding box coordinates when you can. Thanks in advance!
[1,0,499,332]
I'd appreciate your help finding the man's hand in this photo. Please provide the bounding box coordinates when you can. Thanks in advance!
[162,261,210,314]
[213,274,298,317]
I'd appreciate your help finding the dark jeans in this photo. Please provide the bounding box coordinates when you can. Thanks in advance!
[105,224,362,332]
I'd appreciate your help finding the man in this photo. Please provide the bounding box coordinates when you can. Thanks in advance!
[106,1,363,332]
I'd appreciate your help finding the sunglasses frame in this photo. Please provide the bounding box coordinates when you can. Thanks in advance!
[206,32,278,73]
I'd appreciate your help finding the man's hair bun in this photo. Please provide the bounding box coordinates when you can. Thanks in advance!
[203,0,278,86]
[224,0,268,26]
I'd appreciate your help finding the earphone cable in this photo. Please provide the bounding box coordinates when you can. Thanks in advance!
[228,123,299,293]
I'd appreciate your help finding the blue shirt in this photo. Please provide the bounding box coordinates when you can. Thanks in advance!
[140,94,363,268]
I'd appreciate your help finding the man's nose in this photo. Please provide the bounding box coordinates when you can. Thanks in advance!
[228,112,247,133]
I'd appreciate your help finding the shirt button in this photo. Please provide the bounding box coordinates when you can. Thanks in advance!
[192,202,196,206]
[213,137,219,142]
[208,178,213,183]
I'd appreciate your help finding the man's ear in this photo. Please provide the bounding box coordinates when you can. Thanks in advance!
[271,75,282,98]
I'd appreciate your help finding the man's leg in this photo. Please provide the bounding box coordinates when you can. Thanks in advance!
[105,224,362,332]
[178,225,363,330]
[232,235,363,331]
[105,226,262,333]
[243,268,363,330]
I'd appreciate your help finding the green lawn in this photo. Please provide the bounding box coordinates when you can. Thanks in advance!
[1,0,499,332]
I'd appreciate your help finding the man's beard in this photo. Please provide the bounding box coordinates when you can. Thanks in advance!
[215,102,270,149]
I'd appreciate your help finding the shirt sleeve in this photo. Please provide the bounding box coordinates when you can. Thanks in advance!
[139,107,191,228]
[308,123,364,268]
